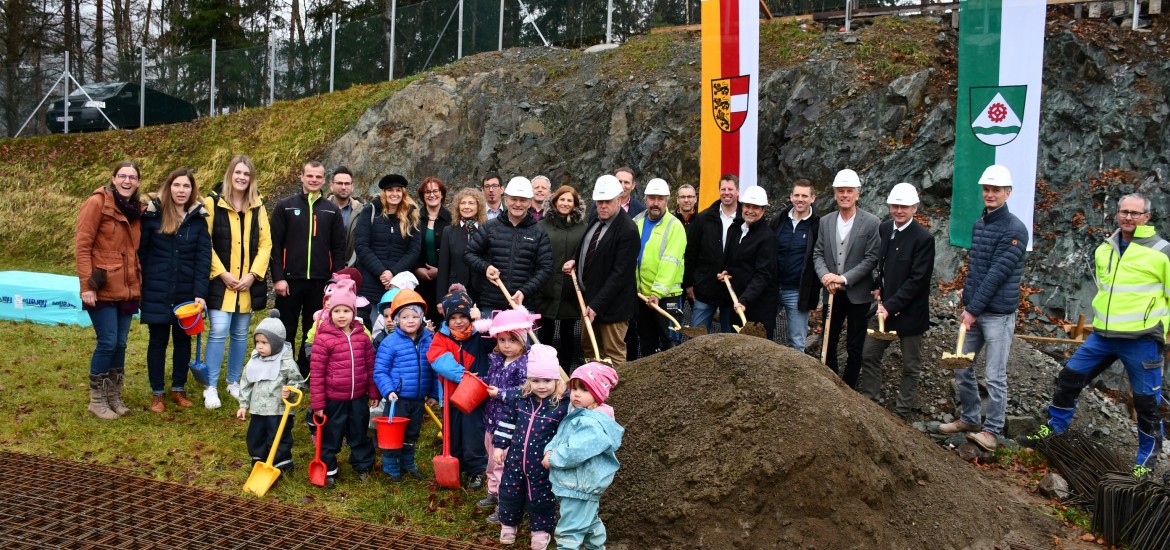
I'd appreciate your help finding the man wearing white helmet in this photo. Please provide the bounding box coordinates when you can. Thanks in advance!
[857,183,935,418]
[465,176,553,315]
[562,174,640,366]
[938,164,1028,452]
[720,186,779,338]
[632,178,688,356]
[813,168,881,389]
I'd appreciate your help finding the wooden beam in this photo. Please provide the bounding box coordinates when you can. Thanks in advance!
[761,0,774,19]
[1017,335,1087,345]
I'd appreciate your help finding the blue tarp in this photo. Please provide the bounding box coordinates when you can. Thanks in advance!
[0,271,91,327]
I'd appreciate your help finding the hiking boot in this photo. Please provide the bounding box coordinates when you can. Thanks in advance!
[170,391,194,407]
[357,471,370,482]
[1132,464,1153,479]
[150,394,166,413]
[203,386,221,409]
[967,430,999,452]
[938,419,982,435]
[106,368,131,416]
[1017,425,1057,449]
[487,507,500,523]
[530,531,550,550]
[477,493,499,508]
[324,476,336,489]
[87,374,119,420]
[500,525,517,545]
[466,474,486,492]
[227,382,241,400]
[404,467,426,480]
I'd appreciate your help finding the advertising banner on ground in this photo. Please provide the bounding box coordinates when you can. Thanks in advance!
[700,0,759,205]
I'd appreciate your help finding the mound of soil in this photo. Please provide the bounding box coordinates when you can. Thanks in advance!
[604,334,1082,549]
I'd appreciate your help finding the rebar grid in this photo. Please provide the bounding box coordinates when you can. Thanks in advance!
[0,451,493,549]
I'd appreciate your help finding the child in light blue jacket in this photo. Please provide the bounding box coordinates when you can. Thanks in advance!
[541,362,623,550]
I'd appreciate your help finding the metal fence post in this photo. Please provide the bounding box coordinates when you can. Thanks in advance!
[499,0,505,50]
[845,0,853,32]
[64,52,70,134]
[390,0,398,80]
[269,37,275,106]
[210,39,217,116]
[606,0,614,44]
[1132,0,1141,29]
[139,46,146,128]
[458,0,464,59]
[330,12,337,93]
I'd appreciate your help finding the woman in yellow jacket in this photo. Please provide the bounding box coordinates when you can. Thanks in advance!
[202,155,272,409]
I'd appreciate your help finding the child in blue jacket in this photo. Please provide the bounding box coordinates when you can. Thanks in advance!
[372,288,462,480]
[492,344,567,550]
[543,362,623,550]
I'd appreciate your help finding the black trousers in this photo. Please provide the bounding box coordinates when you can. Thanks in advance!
[449,401,488,474]
[273,278,328,374]
[146,322,191,393]
[320,398,375,476]
[744,298,778,341]
[246,413,295,471]
[636,301,674,357]
[536,319,581,372]
[825,292,869,389]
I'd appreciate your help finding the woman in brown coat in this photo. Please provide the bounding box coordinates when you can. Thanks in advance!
[75,161,145,420]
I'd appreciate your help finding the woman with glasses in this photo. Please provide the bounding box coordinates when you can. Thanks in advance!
[414,177,451,311]
[75,161,146,419]
[353,174,422,326]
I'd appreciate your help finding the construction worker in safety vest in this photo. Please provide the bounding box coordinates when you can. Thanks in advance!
[632,178,687,357]
[1020,193,1168,477]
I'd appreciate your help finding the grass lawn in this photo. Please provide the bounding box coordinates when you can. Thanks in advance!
[0,318,499,545]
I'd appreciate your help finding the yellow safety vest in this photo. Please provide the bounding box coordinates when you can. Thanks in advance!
[1092,225,1170,342]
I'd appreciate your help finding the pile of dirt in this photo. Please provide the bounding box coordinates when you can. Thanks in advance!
[603,334,1085,549]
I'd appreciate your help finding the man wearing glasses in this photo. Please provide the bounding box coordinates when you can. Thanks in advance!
[482,172,504,220]
[328,166,365,267]
[673,184,698,227]
[1021,193,1167,478]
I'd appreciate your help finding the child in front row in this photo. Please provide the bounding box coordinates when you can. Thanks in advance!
[491,344,568,549]
[310,282,379,487]
[475,306,542,519]
[543,363,623,550]
[235,309,306,474]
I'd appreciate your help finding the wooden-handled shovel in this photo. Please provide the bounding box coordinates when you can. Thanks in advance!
[720,276,747,333]
[637,293,683,332]
[569,268,606,364]
[940,324,976,369]
[820,292,835,365]
[494,277,568,381]
[867,299,898,341]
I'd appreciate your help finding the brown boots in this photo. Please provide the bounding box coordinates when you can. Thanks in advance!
[150,394,166,412]
[105,368,131,416]
[170,391,194,407]
[87,374,119,420]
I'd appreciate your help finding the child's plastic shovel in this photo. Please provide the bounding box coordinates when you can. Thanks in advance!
[433,379,461,489]
[308,412,328,487]
[243,386,303,497]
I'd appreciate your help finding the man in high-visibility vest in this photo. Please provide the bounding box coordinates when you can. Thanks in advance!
[632,178,687,356]
[1021,193,1168,477]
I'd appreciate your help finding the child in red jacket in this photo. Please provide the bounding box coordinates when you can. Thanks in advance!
[310,282,379,487]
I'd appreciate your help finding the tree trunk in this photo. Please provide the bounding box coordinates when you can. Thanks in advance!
[143,0,152,48]
[64,0,75,64]
[95,0,105,80]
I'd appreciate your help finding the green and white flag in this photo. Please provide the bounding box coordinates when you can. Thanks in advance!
[950,0,1046,249]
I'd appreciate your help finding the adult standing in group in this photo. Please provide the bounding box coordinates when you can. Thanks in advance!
[415,176,451,312]
[939,165,1028,452]
[615,167,646,217]
[327,166,364,267]
[270,161,346,378]
[562,175,640,366]
[812,169,881,389]
[76,161,145,420]
[138,168,212,412]
[537,185,587,368]
[1021,193,1166,476]
[530,175,551,221]
[857,183,934,417]
[203,155,272,409]
[437,188,487,304]
[684,174,742,333]
[721,186,780,339]
[353,174,422,327]
[465,177,553,315]
[673,184,699,227]
[632,178,687,356]
[482,172,504,220]
[768,179,820,352]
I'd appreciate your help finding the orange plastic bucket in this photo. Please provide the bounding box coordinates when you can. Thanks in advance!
[374,416,409,449]
[173,302,205,336]
[451,373,488,414]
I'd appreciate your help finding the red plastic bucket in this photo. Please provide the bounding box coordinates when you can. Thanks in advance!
[374,416,409,449]
[173,302,205,336]
[451,373,489,414]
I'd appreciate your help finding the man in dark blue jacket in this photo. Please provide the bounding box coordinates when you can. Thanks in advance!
[465,176,553,315]
[770,179,820,352]
[938,165,1028,452]
[270,161,347,378]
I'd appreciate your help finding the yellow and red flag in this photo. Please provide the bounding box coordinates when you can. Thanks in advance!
[700,0,759,205]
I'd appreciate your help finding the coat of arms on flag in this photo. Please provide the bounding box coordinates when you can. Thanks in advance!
[711,75,751,133]
[969,85,1027,146]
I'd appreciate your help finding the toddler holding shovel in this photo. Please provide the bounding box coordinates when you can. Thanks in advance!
[234,310,306,474]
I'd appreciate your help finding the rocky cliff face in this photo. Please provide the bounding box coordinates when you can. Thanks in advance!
[325,14,1169,329]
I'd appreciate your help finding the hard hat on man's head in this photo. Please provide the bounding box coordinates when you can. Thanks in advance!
[593,175,623,201]
[739,186,769,207]
[832,169,862,188]
[886,182,920,206]
[503,176,534,198]
[978,165,1013,187]
[644,178,670,197]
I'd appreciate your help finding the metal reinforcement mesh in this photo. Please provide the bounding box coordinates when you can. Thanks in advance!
[0,451,493,550]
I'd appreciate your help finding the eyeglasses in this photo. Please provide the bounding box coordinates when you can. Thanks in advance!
[115,174,139,182]
[1118,210,1148,219]
[677,195,696,200]
[424,190,442,196]
[332,180,353,186]
[483,184,501,189]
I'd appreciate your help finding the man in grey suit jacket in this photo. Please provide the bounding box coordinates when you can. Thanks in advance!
[813,169,881,389]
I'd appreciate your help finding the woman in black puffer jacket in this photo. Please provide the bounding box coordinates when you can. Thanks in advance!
[353,174,422,326]
[138,167,212,412]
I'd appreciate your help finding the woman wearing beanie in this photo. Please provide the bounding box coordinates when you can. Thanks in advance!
[353,174,422,327]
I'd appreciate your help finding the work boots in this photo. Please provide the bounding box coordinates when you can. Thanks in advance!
[87,374,119,420]
[105,368,132,416]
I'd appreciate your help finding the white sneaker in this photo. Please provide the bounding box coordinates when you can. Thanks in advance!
[227,382,241,400]
[203,386,221,409]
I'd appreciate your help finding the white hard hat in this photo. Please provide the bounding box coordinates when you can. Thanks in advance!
[644,178,670,196]
[593,174,622,201]
[886,182,920,206]
[503,176,534,199]
[739,186,768,207]
[832,169,862,188]
[978,164,1013,187]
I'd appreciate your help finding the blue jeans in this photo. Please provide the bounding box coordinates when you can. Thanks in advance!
[779,289,809,352]
[88,307,133,376]
[691,299,732,333]
[954,313,1014,435]
[205,309,252,387]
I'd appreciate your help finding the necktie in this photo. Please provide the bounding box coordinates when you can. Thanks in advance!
[584,221,605,271]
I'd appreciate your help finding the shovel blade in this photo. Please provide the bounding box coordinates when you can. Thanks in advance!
[434,455,461,489]
[189,362,209,387]
[308,460,327,487]
[680,326,707,338]
[243,461,281,497]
